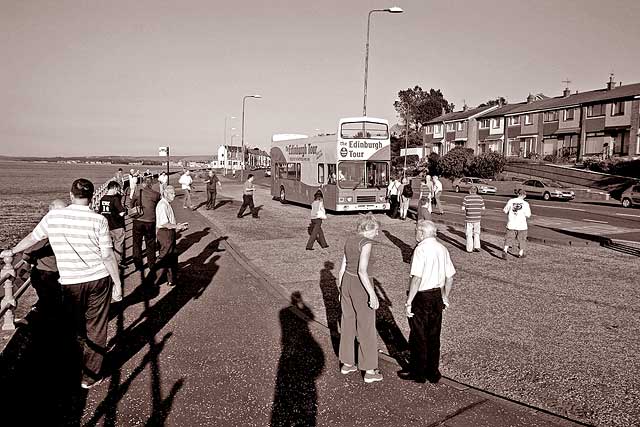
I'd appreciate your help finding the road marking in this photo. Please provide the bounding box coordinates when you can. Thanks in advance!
[616,213,640,218]
[531,204,585,212]
[583,219,608,224]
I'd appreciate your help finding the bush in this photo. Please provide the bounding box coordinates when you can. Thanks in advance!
[584,158,640,179]
[469,152,506,179]
[437,147,474,180]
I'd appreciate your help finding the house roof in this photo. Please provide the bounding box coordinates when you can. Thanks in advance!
[426,105,496,124]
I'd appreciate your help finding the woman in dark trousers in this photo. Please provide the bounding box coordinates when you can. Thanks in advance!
[306,190,328,250]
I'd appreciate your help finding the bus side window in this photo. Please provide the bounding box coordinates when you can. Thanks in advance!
[327,164,337,185]
[318,164,325,184]
[278,163,287,179]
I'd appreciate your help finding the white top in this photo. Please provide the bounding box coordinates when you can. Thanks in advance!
[32,205,111,285]
[410,237,456,291]
[310,200,327,220]
[156,198,176,228]
[158,174,168,185]
[503,197,531,230]
[178,174,193,190]
[387,180,400,196]
[433,179,443,194]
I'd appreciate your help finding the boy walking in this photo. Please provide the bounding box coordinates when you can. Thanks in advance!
[237,174,258,218]
[502,189,531,259]
[100,181,127,265]
[461,186,485,253]
[205,171,222,210]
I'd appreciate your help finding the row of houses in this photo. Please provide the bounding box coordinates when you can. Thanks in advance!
[210,145,271,171]
[422,77,640,161]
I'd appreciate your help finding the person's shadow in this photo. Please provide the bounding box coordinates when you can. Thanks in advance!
[270,292,325,427]
[381,229,414,264]
[318,261,341,355]
[445,225,503,258]
[373,279,410,370]
[436,230,467,253]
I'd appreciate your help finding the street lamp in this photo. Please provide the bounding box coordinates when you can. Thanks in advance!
[241,94,262,181]
[362,6,403,117]
[224,116,236,146]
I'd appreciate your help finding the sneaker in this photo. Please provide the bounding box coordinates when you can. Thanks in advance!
[519,253,526,259]
[81,378,104,390]
[502,251,508,260]
[340,364,358,375]
[305,248,314,251]
[473,248,480,252]
[321,245,329,249]
[364,370,383,383]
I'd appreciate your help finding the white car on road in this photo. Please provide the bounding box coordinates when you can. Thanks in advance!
[452,177,497,195]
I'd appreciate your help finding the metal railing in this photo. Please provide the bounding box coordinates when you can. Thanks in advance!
[1,175,116,331]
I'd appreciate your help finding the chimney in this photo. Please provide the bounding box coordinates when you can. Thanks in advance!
[462,104,468,112]
[526,93,535,104]
[563,87,571,97]
[441,106,446,115]
[606,73,615,90]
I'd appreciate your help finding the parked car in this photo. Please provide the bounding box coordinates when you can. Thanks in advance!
[452,177,497,195]
[621,184,640,208]
[515,179,575,201]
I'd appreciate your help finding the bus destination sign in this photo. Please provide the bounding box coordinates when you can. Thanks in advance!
[338,140,385,159]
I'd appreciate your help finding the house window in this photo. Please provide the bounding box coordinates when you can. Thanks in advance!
[524,114,533,125]
[564,108,575,121]
[456,122,464,131]
[612,101,625,116]
[492,118,501,129]
[318,164,325,184]
[587,104,605,117]
[426,125,433,133]
[543,111,559,122]
[434,124,442,133]
[446,123,454,132]
[508,116,520,126]
[480,119,490,129]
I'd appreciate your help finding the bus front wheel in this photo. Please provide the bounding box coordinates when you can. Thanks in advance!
[280,187,286,204]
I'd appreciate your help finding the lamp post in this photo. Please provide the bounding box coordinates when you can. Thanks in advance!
[404,104,410,179]
[362,6,403,117]
[224,116,236,146]
[241,95,261,181]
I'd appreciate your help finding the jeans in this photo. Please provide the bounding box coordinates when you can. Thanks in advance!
[132,220,157,270]
[465,222,481,252]
[237,195,257,218]
[109,227,125,265]
[306,219,328,249]
[183,189,192,208]
[433,191,443,214]
[206,190,217,209]
[399,196,410,218]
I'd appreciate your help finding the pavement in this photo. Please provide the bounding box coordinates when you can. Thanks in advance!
[0,180,590,426]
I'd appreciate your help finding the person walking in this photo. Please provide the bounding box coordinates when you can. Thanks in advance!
[237,174,258,219]
[99,181,127,266]
[461,186,485,253]
[2,179,122,389]
[418,175,433,220]
[400,220,456,384]
[337,213,382,383]
[158,171,169,194]
[432,175,444,215]
[130,176,161,274]
[205,170,222,210]
[306,190,329,251]
[386,177,401,219]
[399,177,413,220]
[154,185,188,287]
[502,189,531,260]
[178,170,194,209]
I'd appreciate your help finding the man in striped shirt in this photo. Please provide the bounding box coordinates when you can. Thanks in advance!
[461,186,485,253]
[3,178,122,389]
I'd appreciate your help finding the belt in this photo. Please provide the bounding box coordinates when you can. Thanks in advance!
[418,287,442,293]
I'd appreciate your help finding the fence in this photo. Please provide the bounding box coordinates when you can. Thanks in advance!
[0,176,115,331]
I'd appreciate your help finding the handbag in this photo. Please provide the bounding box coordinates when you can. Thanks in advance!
[129,189,144,218]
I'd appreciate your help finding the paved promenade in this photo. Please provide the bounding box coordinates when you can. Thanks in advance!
[0,179,590,426]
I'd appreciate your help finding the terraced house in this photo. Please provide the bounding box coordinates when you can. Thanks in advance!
[423,105,497,155]
[423,77,640,161]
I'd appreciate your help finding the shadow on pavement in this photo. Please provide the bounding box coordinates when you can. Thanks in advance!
[445,226,504,258]
[374,279,409,370]
[381,229,414,264]
[270,292,325,427]
[213,199,233,210]
[318,261,341,356]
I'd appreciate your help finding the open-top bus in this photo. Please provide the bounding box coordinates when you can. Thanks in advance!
[270,117,390,211]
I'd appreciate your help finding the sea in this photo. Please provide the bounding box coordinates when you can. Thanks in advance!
[0,161,130,248]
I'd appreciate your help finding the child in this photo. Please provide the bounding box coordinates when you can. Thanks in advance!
[306,190,329,250]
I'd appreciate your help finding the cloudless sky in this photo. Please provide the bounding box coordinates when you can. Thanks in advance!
[1,0,639,157]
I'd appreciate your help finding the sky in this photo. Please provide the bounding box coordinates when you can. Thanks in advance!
[1,0,639,157]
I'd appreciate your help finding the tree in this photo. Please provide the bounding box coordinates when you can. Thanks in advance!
[393,86,454,134]
[478,97,507,108]
[437,147,475,181]
[469,152,506,179]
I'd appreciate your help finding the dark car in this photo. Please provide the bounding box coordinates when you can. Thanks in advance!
[621,184,640,208]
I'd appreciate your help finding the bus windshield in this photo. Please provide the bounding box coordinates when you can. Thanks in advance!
[340,122,389,139]
[338,161,388,189]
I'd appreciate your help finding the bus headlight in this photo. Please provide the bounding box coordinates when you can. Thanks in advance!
[339,197,345,203]
[379,195,386,202]
[346,196,353,203]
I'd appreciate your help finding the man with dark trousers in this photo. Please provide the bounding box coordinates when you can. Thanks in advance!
[130,176,161,275]
[400,220,456,384]
[154,186,188,287]
[205,170,222,210]
[237,174,258,219]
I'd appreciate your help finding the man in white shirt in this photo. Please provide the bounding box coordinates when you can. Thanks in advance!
[400,220,455,384]
[502,189,531,260]
[386,177,401,219]
[432,175,444,215]
[154,186,188,286]
[178,170,194,209]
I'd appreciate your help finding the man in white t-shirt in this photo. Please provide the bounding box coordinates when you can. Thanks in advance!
[502,189,532,260]
[178,170,194,209]
[386,177,401,219]
[400,220,456,384]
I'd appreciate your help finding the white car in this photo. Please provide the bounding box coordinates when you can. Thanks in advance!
[453,177,497,194]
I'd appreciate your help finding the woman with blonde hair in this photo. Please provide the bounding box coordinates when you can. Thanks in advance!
[337,212,382,383]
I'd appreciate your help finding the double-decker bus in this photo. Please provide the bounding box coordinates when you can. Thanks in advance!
[270,117,390,212]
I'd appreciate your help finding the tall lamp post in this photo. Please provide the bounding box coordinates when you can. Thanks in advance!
[362,6,403,117]
[404,104,410,178]
[224,116,236,146]
[241,94,262,181]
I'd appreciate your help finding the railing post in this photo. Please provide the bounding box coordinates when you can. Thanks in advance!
[1,254,16,330]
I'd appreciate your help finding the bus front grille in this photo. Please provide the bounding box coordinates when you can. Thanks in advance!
[357,195,377,203]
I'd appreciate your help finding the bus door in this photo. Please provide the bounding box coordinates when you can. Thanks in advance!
[319,163,337,210]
